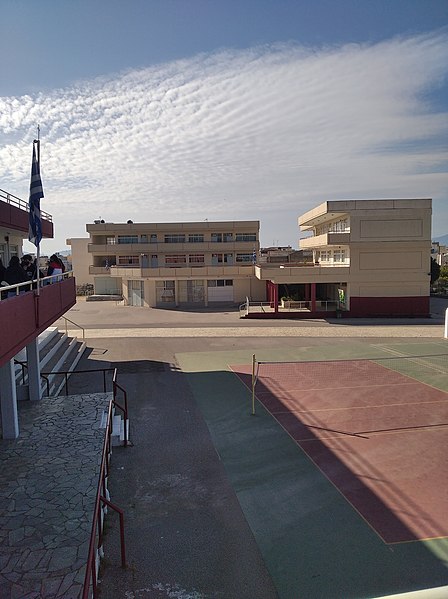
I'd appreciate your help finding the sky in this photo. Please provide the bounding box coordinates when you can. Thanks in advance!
[0,0,447,254]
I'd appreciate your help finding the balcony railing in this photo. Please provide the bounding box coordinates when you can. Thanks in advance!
[0,188,52,222]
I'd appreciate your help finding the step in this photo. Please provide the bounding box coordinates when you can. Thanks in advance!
[42,338,87,397]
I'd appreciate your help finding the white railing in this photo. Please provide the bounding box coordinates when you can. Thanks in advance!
[0,188,53,222]
[0,271,73,300]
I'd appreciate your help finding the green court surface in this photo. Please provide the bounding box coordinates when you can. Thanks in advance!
[177,340,448,599]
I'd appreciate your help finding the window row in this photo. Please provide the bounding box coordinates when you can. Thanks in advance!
[107,253,255,267]
[104,233,257,244]
[316,249,348,263]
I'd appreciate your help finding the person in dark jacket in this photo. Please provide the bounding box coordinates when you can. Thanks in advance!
[0,258,6,299]
[0,257,5,283]
[4,256,28,296]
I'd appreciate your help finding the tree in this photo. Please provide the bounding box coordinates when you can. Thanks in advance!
[431,257,441,284]
[439,263,448,281]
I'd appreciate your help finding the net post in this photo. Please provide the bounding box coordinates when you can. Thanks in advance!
[445,309,448,339]
[251,353,256,415]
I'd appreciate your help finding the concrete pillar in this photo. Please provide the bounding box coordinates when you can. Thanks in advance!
[26,338,42,401]
[0,359,19,439]
[311,283,317,312]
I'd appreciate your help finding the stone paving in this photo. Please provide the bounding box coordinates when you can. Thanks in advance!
[0,393,112,599]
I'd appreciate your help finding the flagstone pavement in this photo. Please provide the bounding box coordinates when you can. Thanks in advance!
[0,393,111,599]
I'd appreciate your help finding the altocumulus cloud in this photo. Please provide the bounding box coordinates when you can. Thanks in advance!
[0,31,447,248]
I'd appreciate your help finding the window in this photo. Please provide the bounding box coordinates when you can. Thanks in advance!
[236,253,253,263]
[156,280,175,303]
[150,234,157,243]
[188,234,204,243]
[235,233,256,242]
[212,253,223,264]
[211,233,222,243]
[102,256,116,267]
[318,251,330,262]
[189,254,205,264]
[223,233,233,242]
[118,255,139,265]
[207,279,233,287]
[165,254,186,264]
[106,236,116,245]
[224,253,233,264]
[140,234,148,243]
[333,249,346,263]
[117,235,138,244]
[164,234,185,243]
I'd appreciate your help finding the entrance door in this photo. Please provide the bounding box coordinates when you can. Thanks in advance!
[128,281,144,307]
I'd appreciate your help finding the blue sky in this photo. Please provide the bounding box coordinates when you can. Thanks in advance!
[1,0,447,252]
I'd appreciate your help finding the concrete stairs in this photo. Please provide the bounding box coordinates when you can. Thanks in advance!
[14,326,87,399]
[100,408,130,447]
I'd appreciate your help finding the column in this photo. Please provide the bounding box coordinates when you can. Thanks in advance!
[274,283,279,314]
[311,283,317,312]
[27,338,42,401]
[0,359,19,439]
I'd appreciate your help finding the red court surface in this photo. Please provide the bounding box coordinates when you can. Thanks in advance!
[231,360,448,544]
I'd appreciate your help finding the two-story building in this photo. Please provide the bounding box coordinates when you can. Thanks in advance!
[255,198,432,317]
[82,220,266,307]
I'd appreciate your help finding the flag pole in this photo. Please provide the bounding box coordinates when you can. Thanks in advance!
[29,125,43,296]
[36,127,41,296]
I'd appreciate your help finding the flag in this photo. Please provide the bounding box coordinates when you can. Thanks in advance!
[28,142,44,247]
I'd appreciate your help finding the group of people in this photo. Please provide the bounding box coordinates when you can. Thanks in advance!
[0,254,66,297]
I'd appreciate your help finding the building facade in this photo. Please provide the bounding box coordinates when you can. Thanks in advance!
[255,199,432,317]
[85,220,266,307]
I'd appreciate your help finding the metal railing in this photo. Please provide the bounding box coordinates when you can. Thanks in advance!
[40,367,113,398]
[62,316,85,341]
[14,358,50,390]
[82,377,128,599]
[240,298,339,316]
[0,188,52,221]
[0,271,73,300]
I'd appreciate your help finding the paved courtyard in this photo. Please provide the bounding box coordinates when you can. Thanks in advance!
[1,298,447,598]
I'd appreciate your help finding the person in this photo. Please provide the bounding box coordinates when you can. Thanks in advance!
[0,257,5,283]
[0,258,6,299]
[47,254,64,282]
[21,254,35,280]
[4,256,28,297]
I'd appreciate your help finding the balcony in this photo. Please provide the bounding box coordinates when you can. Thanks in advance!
[0,188,53,238]
[0,275,76,366]
[255,263,349,284]
[89,266,113,275]
[300,232,350,249]
[87,241,258,253]
[110,265,254,278]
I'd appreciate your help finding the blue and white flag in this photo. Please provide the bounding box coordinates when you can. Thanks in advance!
[28,142,44,247]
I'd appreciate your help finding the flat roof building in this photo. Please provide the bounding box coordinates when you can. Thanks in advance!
[84,219,265,307]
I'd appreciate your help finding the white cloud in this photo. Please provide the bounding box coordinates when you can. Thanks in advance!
[1,32,447,252]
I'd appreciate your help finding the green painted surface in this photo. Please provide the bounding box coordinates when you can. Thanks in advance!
[177,341,448,599]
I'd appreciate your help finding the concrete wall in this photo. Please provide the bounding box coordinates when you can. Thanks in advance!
[66,238,93,285]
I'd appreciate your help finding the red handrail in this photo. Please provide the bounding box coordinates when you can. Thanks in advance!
[82,370,128,598]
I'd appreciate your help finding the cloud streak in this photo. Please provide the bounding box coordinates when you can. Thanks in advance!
[0,32,447,250]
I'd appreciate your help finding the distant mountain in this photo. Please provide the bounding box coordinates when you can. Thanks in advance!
[433,234,448,245]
